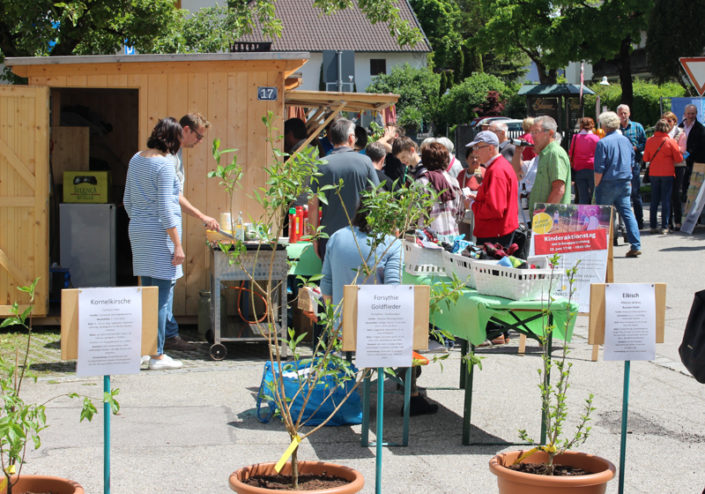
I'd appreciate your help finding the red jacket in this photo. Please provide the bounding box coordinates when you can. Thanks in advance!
[471,154,519,238]
[643,132,683,177]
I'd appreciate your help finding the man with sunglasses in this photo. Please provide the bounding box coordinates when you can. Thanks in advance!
[163,112,219,352]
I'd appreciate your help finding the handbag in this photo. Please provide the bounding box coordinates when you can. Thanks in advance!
[256,359,362,426]
[679,290,705,383]
[643,138,667,184]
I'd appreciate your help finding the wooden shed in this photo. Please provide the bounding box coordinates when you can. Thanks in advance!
[1,53,308,318]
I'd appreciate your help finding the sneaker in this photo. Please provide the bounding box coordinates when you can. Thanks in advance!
[163,336,196,351]
[140,355,150,366]
[149,354,183,370]
[625,249,642,258]
[661,228,669,235]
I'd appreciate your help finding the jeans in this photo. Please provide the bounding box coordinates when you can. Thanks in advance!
[141,276,176,356]
[671,167,686,226]
[595,180,641,251]
[574,169,595,204]
[630,164,643,227]
[165,297,179,339]
[650,176,674,229]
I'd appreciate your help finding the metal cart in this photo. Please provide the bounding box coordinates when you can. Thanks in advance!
[209,243,288,360]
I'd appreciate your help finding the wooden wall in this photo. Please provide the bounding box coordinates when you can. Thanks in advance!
[0,86,49,315]
[16,59,304,316]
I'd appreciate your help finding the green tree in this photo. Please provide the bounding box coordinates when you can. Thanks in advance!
[472,0,653,107]
[366,64,441,132]
[646,0,705,88]
[409,0,463,76]
[0,0,421,66]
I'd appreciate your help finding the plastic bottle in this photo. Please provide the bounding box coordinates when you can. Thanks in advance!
[288,207,298,243]
[302,206,309,240]
[296,206,304,241]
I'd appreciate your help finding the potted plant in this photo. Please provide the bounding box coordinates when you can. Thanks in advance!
[209,113,441,492]
[488,258,616,493]
[0,279,119,494]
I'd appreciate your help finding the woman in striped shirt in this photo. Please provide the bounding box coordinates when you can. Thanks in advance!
[124,117,185,370]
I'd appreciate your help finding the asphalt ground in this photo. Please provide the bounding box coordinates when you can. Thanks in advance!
[12,221,705,493]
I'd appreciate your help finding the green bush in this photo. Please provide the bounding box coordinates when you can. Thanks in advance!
[584,80,686,127]
[435,72,513,130]
[367,64,440,133]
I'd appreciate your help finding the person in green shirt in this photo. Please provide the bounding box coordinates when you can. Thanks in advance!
[528,115,572,216]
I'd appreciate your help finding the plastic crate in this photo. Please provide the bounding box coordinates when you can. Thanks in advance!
[403,240,446,276]
[441,250,476,288]
[471,256,561,300]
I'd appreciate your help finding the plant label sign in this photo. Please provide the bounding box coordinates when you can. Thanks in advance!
[77,287,143,376]
[603,283,656,361]
[356,285,414,368]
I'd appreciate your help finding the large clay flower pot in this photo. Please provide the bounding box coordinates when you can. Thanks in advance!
[489,450,616,494]
[2,475,84,494]
[230,461,364,494]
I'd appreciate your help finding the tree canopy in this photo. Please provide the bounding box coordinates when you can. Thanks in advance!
[646,0,705,86]
[471,0,654,107]
[0,0,422,61]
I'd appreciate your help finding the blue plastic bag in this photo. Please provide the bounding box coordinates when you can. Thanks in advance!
[256,359,362,426]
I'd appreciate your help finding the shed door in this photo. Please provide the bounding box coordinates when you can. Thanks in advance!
[0,86,49,316]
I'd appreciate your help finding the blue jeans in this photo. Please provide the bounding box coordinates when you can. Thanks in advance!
[595,180,641,251]
[630,165,643,227]
[574,169,595,204]
[165,294,179,339]
[650,176,674,229]
[141,276,176,356]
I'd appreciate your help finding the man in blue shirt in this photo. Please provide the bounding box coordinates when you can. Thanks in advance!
[617,104,647,229]
[594,111,642,257]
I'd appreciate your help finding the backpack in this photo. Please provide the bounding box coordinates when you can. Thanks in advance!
[679,290,705,383]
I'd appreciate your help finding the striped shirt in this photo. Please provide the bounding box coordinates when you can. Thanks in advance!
[123,152,183,281]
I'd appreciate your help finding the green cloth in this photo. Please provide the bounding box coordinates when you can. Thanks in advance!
[529,140,572,216]
[403,272,576,346]
[286,241,322,276]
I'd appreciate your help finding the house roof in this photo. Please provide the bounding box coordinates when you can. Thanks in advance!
[518,84,596,96]
[237,0,431,53]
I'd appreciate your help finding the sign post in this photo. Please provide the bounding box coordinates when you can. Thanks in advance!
[589,283,665,494]
[342,284,429,494]
[61,286,158,494]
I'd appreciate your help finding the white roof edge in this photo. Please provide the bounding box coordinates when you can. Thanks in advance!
[5,52,311,66]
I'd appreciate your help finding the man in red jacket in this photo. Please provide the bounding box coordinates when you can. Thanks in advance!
[470,131,519,247]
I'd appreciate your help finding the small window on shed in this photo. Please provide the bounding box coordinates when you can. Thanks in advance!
[370,59,387,76]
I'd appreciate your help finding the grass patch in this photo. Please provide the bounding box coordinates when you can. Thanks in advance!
[0,326,72,376]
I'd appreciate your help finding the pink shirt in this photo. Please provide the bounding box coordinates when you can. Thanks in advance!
[569,131,600,171]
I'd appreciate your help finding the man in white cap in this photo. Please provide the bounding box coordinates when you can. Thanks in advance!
[468,131,519,248]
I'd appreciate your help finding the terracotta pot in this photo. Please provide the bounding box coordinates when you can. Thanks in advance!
[230,461,364,494]
[489,450,616,494]
[2,475,84,494]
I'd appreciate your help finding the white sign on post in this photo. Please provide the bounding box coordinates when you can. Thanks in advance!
[356,285,414,368]
[603,284,656,361]
[77,287,143,376]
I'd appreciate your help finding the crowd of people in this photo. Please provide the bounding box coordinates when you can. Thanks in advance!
[122,104,704,377]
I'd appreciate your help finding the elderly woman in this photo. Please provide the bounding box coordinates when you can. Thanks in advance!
[643,119,684,234]
[123,117,185,370]
[415,142,463,236]
[569,117,600,204]
[662,111,688,230]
